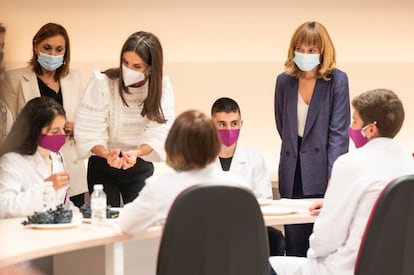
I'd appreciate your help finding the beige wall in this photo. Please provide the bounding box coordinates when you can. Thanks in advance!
[2,0,414,178]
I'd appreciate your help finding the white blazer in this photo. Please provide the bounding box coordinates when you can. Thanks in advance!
[118,163,249,235]
[3,67,87,196]
[0,152,69,218]
[215,143,273,199]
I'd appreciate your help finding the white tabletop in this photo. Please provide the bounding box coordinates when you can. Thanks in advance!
[0,199,316,268]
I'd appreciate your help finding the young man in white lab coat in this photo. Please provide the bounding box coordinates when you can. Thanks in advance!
[270,88,414,274]
[211,97,285,256]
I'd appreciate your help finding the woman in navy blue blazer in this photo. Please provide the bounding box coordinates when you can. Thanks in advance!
[274,21,350,257]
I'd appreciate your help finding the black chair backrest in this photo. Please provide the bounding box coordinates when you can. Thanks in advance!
[355,174,414,275]
[156,184,270,275]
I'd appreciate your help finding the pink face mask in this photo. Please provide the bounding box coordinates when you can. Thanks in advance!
[217,129,240,147]
[38,134,66,152]
[348,126,368,148]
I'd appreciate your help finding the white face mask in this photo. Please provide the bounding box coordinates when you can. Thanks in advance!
[293,52,320,72]
[122,64,146,86]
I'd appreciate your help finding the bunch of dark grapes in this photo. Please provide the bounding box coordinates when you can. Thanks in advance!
[80,203,92,218]
[79,203,119,219]
[22,204,73,225]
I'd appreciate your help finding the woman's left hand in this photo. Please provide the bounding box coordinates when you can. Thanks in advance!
[121,150,138,170]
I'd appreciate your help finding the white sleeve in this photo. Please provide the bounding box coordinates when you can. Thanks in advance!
[0,154,44,218]
[252,153,273,199]
[140,76,175,162]
[118,181,160,234]
[307,158,364,258]
[74,70,110,160]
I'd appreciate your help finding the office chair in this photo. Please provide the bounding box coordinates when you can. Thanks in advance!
[156,184,270,275]
[354,174,414,275]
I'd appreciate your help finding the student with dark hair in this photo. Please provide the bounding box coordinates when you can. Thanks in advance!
[75,31,175,207]
[211,97,285,257]
[0,97,71,218]
[211,97,273,199]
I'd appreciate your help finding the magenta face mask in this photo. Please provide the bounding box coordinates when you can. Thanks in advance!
[217,129,240,147]
[38,134,66,152]
[348,126,368,148]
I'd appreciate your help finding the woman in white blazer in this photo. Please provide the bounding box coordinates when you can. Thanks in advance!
[2,23,87,207]
[118,110,248,235]
[0,97,71,218]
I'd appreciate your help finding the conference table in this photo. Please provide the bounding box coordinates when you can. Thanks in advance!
[0,198,317,275]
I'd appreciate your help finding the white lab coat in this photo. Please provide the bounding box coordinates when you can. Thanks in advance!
[270,138,414,275]
[118,163,249,235]
[215,143,273,199]
[0,151,69,219]
[3,67,87,197]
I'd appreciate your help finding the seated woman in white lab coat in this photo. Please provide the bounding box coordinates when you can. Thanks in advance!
[0,97,71,218]
[118,110,249,235]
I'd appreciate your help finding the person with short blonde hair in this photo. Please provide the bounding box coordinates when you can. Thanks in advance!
[275,21,350,256]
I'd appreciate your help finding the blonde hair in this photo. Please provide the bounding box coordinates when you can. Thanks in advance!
[284,21,336,80]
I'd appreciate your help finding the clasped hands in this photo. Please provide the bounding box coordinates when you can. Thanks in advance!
[106,149,138,170]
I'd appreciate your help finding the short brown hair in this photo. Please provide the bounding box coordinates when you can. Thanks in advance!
[29,23,71,81]
[352,88,404,138]
[165,110,221,171]
[284,21,336,80]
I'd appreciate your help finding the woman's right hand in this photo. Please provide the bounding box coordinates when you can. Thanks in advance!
[106,149,123,169]
[309,199,324,216]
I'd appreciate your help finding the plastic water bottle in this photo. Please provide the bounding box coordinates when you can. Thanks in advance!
[42,181,56,210]
[91,184,107,226]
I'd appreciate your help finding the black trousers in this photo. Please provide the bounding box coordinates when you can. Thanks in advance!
[284,136,322,256]
[267,226,286,256]
[69,193,85,208]
[87,156,154,207]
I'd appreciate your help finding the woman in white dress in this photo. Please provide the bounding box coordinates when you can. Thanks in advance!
[75,31,175,207]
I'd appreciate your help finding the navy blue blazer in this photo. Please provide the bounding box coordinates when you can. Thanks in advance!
[274,69,350,198]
